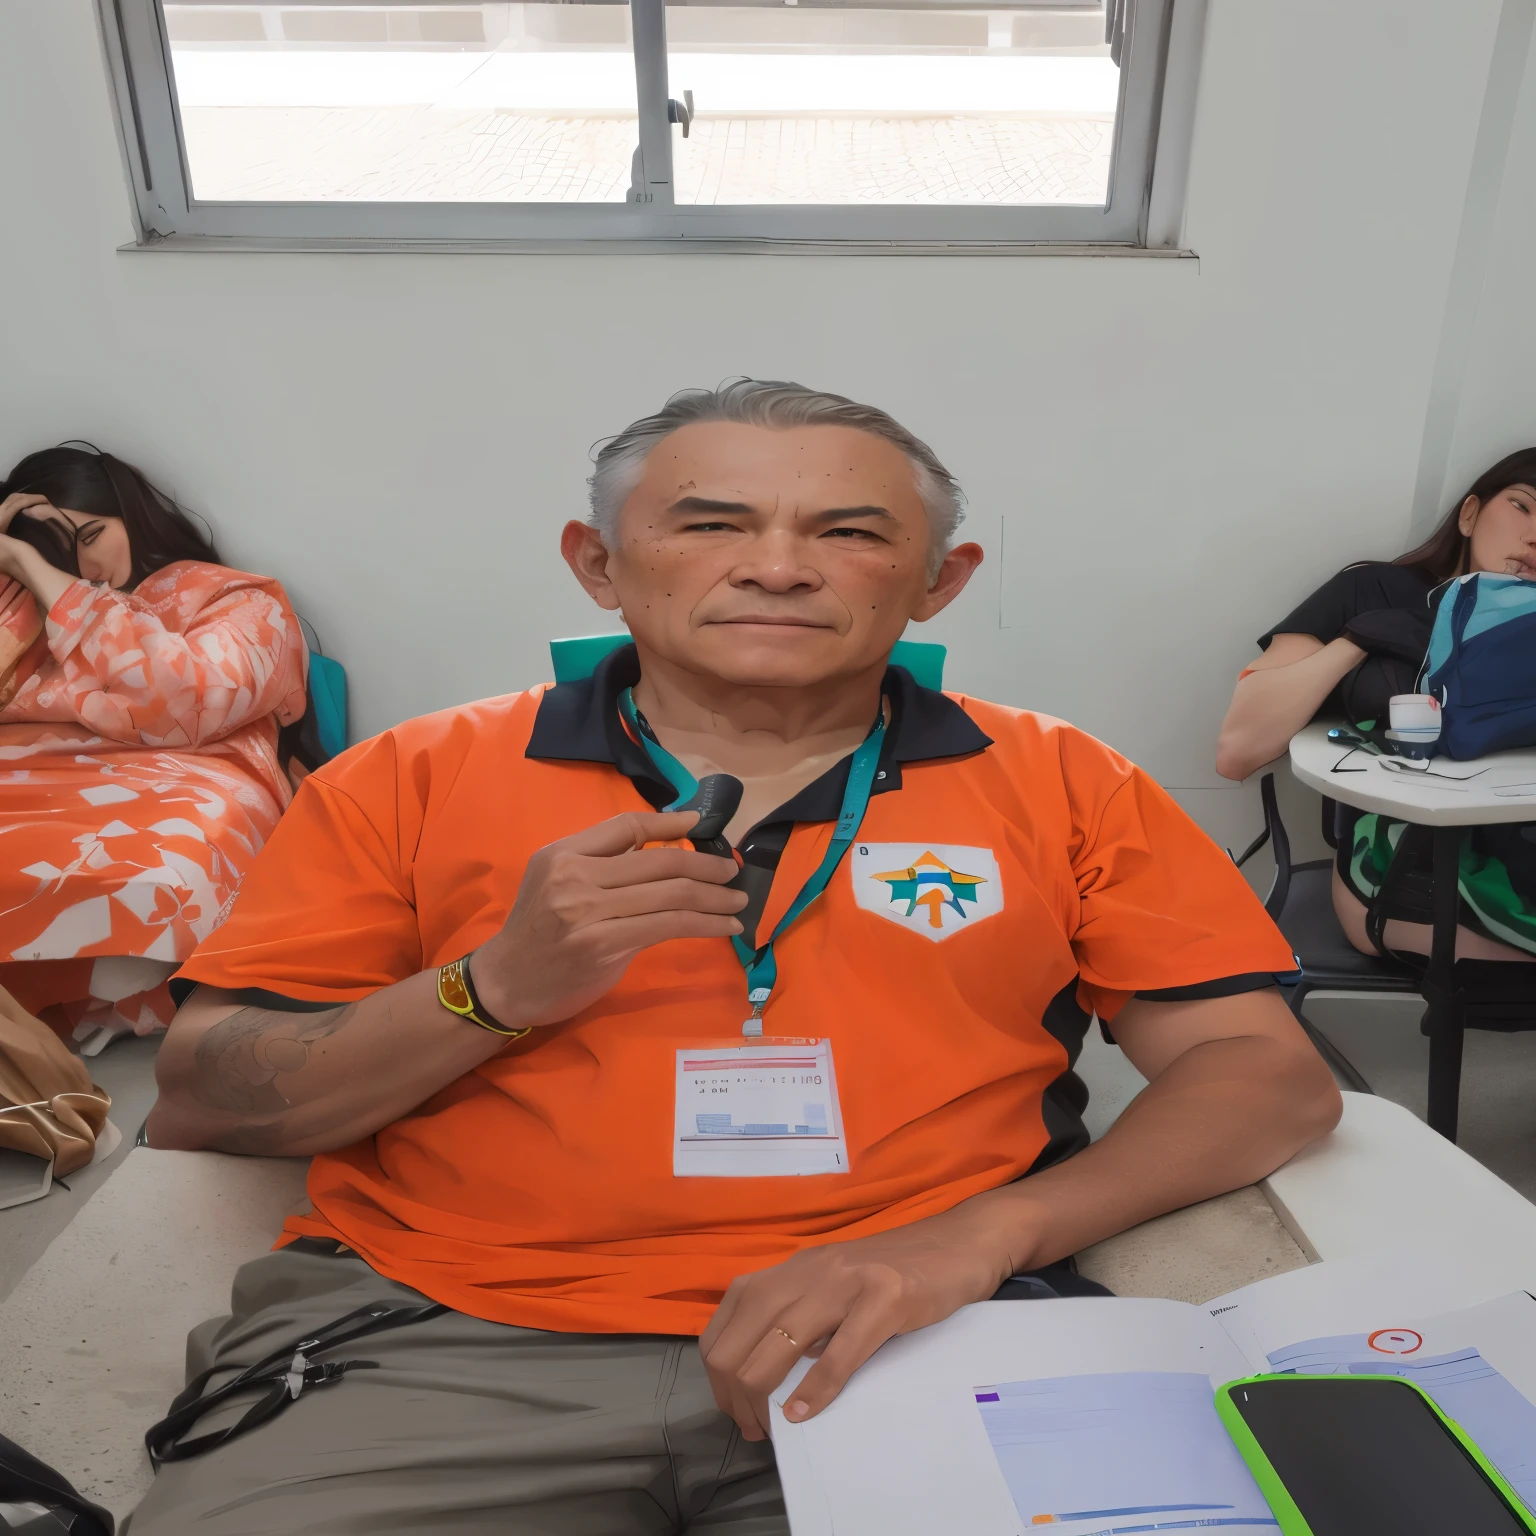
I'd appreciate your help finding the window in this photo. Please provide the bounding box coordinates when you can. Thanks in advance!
[100,0,1198,247]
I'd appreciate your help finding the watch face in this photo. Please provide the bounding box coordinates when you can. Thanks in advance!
[439,961,473,1013]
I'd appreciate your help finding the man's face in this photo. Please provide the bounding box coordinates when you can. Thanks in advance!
[563,421,981,688]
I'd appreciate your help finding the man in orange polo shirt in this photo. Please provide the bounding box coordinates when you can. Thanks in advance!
[133,380,1339,1536]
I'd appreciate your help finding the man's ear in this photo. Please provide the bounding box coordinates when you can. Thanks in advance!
[911,542,984,622]
[561,521,621,611]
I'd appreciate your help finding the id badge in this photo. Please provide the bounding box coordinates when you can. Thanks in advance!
[673,1038,848,1177]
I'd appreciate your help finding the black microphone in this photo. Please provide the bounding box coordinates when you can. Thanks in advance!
[676,774,744,860]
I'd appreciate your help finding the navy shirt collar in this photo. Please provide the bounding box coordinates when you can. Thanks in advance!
[525,641,992,820]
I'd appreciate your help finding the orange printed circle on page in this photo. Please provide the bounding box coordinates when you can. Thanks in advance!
[1367,1327,1424,1355]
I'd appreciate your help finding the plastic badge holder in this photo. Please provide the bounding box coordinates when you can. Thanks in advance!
[1215,1374,1536,1535]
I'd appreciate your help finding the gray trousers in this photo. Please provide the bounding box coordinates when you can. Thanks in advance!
[125,1240,786,1536]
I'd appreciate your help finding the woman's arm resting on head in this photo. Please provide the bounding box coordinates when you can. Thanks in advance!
[0,532,80,616]
[1216,632,1366,781]
[699,987,1341,1440]
[0,493,51,536]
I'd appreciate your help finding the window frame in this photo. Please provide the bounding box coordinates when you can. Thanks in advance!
[98,0,1200,251]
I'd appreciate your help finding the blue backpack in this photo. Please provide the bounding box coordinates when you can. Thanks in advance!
[1422,572,1536,758]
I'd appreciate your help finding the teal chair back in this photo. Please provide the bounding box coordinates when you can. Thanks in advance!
[549,634,947,692]
[308,652,349,761]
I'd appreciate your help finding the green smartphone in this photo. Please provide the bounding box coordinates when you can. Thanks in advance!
[1216,1374,1536,1536]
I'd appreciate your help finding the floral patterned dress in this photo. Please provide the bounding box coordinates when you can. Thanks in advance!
[0,561,307,1033]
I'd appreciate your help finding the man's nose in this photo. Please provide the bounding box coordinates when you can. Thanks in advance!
[730,531,823,592]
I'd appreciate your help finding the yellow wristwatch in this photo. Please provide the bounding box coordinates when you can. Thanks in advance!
[437,954,530,1040]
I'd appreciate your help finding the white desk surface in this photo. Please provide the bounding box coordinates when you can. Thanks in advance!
[1290,720,1536,825]
[1265,1092,1536,1281]
[3,1095,1534,1521]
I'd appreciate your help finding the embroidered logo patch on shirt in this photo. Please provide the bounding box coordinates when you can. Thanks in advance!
[849,843,1003,941]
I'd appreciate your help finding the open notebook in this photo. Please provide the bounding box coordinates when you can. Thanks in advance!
[768,1252,1536,1536]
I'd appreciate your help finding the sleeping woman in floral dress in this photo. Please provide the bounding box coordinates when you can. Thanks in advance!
[0,444,308,1047]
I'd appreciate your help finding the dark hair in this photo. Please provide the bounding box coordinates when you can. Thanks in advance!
[0,443,220,589]
[1394,447,1536,583]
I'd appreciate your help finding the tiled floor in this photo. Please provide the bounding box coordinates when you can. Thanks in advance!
[181,105,1113,205]
[1306,995,1536,1203]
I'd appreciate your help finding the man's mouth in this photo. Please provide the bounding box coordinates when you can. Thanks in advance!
[706,616,836,630]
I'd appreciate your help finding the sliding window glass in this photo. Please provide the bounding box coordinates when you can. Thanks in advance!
[164,3,639,203]
[666,2,1115,207]
[101,0,1190,246]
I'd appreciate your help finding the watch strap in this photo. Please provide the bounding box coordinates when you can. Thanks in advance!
[437,954,529,1039]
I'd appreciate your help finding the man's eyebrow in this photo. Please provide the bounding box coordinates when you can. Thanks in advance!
[667,496,757,515]
[663,497,897,523]
[806,505,897,524]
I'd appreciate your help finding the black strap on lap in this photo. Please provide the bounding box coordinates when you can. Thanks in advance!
[145,1298,448,1466]
[1365,822,1435,964]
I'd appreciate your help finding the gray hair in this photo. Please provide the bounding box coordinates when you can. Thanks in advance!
[588,379,966,578]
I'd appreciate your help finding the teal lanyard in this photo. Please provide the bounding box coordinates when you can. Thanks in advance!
[619,687,885,1036]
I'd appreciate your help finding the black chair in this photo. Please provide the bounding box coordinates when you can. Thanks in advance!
[1237,773,1536,1141]
[1233,774,1417,1096]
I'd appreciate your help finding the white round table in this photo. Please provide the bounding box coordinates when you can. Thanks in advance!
[1288,722,1536,1140]
[1289,721,1536,825]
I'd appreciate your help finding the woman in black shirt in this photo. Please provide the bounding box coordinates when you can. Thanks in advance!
[1217,447,1536,962]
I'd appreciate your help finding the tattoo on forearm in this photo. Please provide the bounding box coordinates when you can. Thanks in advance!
[192,1003,356,1120]
[207,1119,304,1156]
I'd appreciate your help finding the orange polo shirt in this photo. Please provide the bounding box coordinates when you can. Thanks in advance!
[176,647,1298,1336]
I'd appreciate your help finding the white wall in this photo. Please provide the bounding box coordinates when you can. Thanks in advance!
[1,0,1530,854]
[1440,12,1536,518]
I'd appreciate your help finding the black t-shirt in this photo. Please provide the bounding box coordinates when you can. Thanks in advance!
[1260,562,1437,719]
[1261,563,1437,881]
[1258,562,1436,652]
